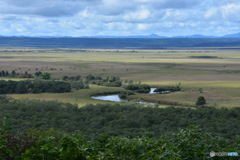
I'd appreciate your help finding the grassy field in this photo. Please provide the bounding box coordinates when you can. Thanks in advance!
[1,48,240,108]
[8,85,125,107]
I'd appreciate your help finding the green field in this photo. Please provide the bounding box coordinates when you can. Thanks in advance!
[1,48,240,108]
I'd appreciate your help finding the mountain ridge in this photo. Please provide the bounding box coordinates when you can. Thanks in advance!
[0,32,240,38]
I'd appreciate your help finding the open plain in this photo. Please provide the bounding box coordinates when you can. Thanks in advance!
[0,48,240,108]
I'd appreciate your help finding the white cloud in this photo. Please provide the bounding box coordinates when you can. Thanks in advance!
[0,0,239,36]
[123,9,152,22]
[204,8,219,19]
[221,4,240,22]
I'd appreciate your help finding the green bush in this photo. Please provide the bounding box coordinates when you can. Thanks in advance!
[196,96,206,106]
[123,84,150,93]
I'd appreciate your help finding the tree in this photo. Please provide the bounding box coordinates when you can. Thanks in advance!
[41,72,51,80]
[63,75,69,81]
[11,70,16,77]
[34,71,42,77]
[1,71,5,76]
[196,96,206,106]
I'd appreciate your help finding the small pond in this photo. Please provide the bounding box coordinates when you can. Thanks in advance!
[91,95,125,102]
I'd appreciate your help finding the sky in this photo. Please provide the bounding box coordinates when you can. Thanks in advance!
[0,0,239,37]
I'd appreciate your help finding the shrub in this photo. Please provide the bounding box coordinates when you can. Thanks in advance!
[123,84,150,93]
[196,96,206,106]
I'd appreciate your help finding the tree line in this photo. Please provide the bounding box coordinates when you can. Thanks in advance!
[0,70,33,78]
[0,80,71,94]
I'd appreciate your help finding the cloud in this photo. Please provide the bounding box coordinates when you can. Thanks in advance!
[151,0,202,9]
[96,0,137,15]
[0,0,100,17]
[221,4,240,22]
[0,0,239,36]
[123,8,152,22]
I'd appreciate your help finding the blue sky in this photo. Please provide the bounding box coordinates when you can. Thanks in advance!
[0,0,239,37]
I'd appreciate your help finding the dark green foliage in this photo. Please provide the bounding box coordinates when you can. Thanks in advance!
[85,74,95,81]
[0,122,239,160]
[19,71,33,78]
[154,85,181,93]
[1,98,240,139]
[196,96,206,105]
[1,71,5,76]
[0,70,33,78]
[123,84,150,93]
[15,81,29,93]
[0,80,71,94]
[11,70,16,77]
[62,75,69,81]
[118,91,135,99]
[62,75,89,89]
[34,71,42,77]
[85,74,122,87]
[71,80,89,90]
[40,72,51,80]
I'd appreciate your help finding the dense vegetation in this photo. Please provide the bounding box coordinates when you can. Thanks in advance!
[63,74,122,88]
[0,96,240,139]
[196,96,207,106]
[85,75,122,87]
[1,96,240,159]
[62,75,89,89]
[0,70,33,78]
[1,121,239,160]
[0,80,71,94]
[118,91,135,99]
[154,84,181,93]
[123,84,151,93]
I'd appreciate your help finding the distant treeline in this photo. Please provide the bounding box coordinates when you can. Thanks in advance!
[64,74,122,87]
[1,96,240,138]
[0,70,33,78]
[0,80,71,94]
[188,56,221,59]
[0,37,240,48]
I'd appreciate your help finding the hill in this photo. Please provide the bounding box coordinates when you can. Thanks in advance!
[0,37,240,48]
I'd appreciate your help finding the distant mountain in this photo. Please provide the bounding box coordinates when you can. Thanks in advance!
[1,32,240,38]
[172,34,218,38]
[83,34,166,38]
[0,36,239,48]
[189,34,219,38]
[222,32,240,38]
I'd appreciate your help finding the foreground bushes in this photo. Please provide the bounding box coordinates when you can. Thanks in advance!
[1,120,239,160]
[1,97,240,159]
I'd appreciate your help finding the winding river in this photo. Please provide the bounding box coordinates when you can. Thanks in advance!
[91,88,158,105]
